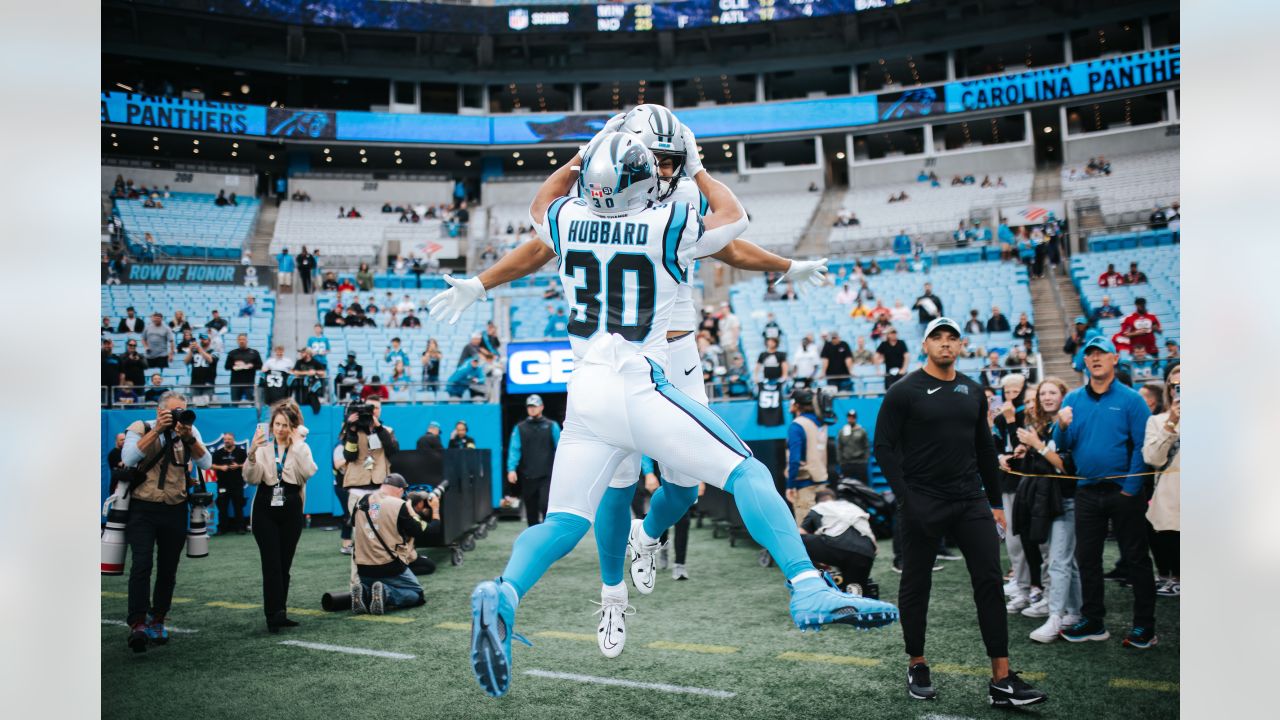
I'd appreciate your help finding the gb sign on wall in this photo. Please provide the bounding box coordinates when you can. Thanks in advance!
[505,340,574,394]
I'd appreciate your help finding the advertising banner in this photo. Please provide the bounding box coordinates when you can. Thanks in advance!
[106,263,275,287]
[101,93,266,135]
[505,340,573,394]
[1000,202,1065,227]
[944,47,1180,113]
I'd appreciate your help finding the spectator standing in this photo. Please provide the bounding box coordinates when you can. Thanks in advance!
[276,249,295,294]
[244,400,317,632]
[169,311,191,335]
[223,334,263,403]
[756,337,789,384]
[1123,262,1148,285]
[239,296,258,318]
[986,307,1011,333]
[980,352,1006,389]
[117,306,143,333]
[356,262,375,291]
[964,310,985,336]
[762,313,784,343]
[260,346,295,405]
[360,376,390,402]
[421,339,443,391]
[305,324,331,368]
[835,284,857,306]
[1120,298,1162,356]
[507,395,561,526]
[458,333,484,366]
[1063,317,1102,373]
[893,230,912,257]
[820,331,855,392]
[141,313,174,369]
[185,334,218,399]
[544,307,569,337]
[1012,313,1035,341]
[718,303,741,358]
[1143,366,1180,597]
[291,348,328,413]
[204,310,228,335]
[296,247,316,295]
[913,283,944,328]
[875,328,909,389]
[1055,337,1157,648]
[401,309,422,328]
[1148,205,1167,230]
[851,336,875,366]
[143,374,168,404]
[449,421,477,449]
[791,334,821,385]
[385,338,410,368]
[1010,377,1083,643]
[102,339,124,406]
[836,409,870,482]
[211,433,249,534]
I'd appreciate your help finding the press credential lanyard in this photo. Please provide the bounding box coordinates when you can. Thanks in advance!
[272,439,289,507]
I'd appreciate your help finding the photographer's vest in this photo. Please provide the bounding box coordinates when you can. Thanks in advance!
[515,418,555,479]
[126,420,192,505]
[342,429,389,488]
[794,415,829,485]
[353,492,421,569]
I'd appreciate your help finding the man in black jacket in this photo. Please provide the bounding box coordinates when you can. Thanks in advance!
[335,352,364,402]
[117,306,143,334]
[223,334,263,403]
[874,317,1047,708]
[210,433,249,533]
[505,395,561,526]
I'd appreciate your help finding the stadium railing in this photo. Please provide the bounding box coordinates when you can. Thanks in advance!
[101,382,497,408]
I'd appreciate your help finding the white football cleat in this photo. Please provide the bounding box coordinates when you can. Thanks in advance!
[628,519,661,595]
[593,586,635,659]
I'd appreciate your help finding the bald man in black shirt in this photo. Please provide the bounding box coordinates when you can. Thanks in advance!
[874,318,1047,709]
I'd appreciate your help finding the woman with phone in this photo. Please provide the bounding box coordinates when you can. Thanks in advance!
[1143,365,1180,597]
[244,399,318,632]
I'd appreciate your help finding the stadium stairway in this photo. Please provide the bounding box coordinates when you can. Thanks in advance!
[272,289,319,352]
[1032,166,1062,203]
[793,185,843,257]
[247,200,279,265]
[1029,266,1083,385]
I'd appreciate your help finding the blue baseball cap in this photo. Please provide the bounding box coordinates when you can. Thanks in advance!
[1083,336,1116,354]
[1073,316,1088,325]
[428,421,440,430]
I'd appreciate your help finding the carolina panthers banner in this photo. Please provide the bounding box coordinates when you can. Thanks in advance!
[101,93,266,135]
[943,47,1180,113]
[104,263,275,287]
[267,108,338,139]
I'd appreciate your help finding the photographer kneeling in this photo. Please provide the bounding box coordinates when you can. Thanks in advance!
[120,392,211,652]
[351,474,440,614]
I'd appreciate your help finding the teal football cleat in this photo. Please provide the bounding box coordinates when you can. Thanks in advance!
[144,614,169,645]
[788,576,899,631]
[470,578,531,697]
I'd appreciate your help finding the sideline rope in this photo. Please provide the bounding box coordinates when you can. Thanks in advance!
[1002,469,1164,482]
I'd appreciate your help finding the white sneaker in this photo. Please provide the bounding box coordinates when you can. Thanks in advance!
[628,519,661,595]
[1006,595,1030,614]
[1029,615,1063,643]
[1061,613,1082,627]
[672,563,689,581]
[1003,579,1020,598]
[1021,597,1051,618]
[657,546,670,571]
[593,586,635,659]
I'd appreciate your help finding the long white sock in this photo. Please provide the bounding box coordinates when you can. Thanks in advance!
[790,570,822,584]
[602,582,627,598]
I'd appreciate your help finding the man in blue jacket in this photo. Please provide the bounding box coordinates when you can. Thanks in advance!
[1053,336,1156,648]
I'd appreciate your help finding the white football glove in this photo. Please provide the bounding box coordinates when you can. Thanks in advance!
[426,275,487,325]
[579,112,627,158]
[681,126,704,179]
[775,257,828,290]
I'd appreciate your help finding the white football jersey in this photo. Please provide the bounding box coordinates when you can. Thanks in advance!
[536,195,723,363]
[666,180,711,332]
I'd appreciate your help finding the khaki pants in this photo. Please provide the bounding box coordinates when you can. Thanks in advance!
[791,483,827,525]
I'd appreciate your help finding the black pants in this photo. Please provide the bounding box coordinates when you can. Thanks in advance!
[231,386,255,403]
[252,487,304,618]
[1022,538,1044,588]
[146,356,168,369]
[521,475,551,526]
[299,271,313,294]
[802,534,874,588]
[898,491,1008,659]
[1075,483,1156,628]
[335,483,352,541]
[217,483,248,532]
[125,500,188,626]
[1150,529,1179,577]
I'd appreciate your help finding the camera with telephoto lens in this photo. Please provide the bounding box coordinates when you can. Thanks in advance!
[169,408,197,426]
[186,482,214,558]
[101,480,132,575]
[347,402,375,433]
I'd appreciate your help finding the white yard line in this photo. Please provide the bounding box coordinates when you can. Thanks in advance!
[278,640,415,660]
[523,669,736,699]
[922,714,979,720]
[101,619,198,634]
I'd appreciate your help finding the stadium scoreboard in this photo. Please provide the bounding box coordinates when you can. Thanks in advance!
[522,1,915,33]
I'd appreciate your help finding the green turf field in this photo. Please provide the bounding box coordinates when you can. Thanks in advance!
[101,518,1179,720]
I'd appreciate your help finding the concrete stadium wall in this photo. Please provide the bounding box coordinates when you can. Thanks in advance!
[1063,124,1180,164]
[850,143,1035,187]
[286,177,455,204]
[104,165,254,196]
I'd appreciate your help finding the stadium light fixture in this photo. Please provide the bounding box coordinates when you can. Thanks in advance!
[112,142,119,148]
[394,150,401,157]
[110,133,116,138]
[193,139,199,145]
[546,151,555,157]
[430,151,437,158]
[269,101,278,108]
[153,145,159,151]
[268,154,275,160]
[836,152,846,160]
[152,136,158,142]
[115,82,133,92]
[517,160,524,166]
[1043,126,1053,134]
[431,159,438,165]
[361,157,368,163]
[359,148,366,155]
[231,151,237,157]
[323,148,330,154]
[232,142,239,148]
[513,152,520,158]
[326,156,332,163]
[240,84,250,94]
[464,160,472,167]
[193,148,199,154]
[396,158,403,165]
[725,152,733,158]
[550,158,558,166]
